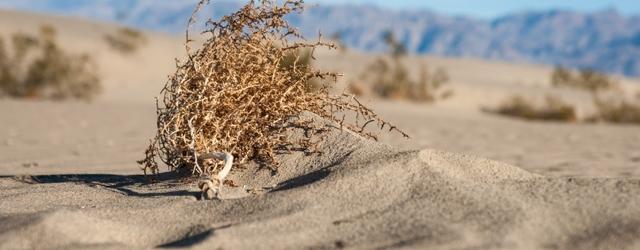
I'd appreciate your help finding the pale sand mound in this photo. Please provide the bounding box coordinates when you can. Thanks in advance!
[1,128,640,250]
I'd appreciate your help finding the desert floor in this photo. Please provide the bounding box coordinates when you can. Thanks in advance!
[1,10,640,249]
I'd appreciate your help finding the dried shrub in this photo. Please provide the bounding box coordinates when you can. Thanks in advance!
[356,31,451,103]
[347,81,367,96]
[488,95,577,122]
[0,38,15,95]
[104,27,147,54]
[551,66,618,93]
[551,67,640,124]
[589,97,640,124]
[365,57,410,99]
[280,48,323,92]
[0,26,100,100]
[138,0,407,178]
[416,65,452,102]
[330,31,347,53]
[551,67,640,125]
[382,31,407,58]
[551,66,572,87]
[359,57,451,102]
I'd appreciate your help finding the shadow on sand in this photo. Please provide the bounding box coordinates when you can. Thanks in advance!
[0,172,200,198]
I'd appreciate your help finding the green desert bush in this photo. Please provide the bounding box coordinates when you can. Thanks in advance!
[489,95,577,122]
[551,66,618,93]
[354,32,452,102]
[0,26,100,100]
[139,0,407,181]
[104,27,147,54]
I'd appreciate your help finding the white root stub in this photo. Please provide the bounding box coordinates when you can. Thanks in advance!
[197,152,234,200]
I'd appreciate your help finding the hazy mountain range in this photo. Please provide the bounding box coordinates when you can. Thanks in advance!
[1,0,640,77]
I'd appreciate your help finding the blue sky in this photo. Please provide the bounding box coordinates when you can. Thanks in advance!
[308,0,640,18]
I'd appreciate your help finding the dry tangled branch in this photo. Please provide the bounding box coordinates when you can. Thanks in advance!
[138,0,407,181]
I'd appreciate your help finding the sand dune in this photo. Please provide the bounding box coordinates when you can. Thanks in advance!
[2,128,640,249]
[1,9,640,250]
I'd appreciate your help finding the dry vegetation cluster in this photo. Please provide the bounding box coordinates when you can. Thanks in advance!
[492,95,577,122]
[104,27,147,54]
[551,67,618,92]
[491,66,640,125]
[350,32,452,103]
[0,26,100,100]
[139,0,406,179]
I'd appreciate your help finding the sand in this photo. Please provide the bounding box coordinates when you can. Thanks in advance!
[2,121,640,249]
[1,9,640,250]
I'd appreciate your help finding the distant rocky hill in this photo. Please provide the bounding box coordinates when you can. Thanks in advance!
[2,0,640,77]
